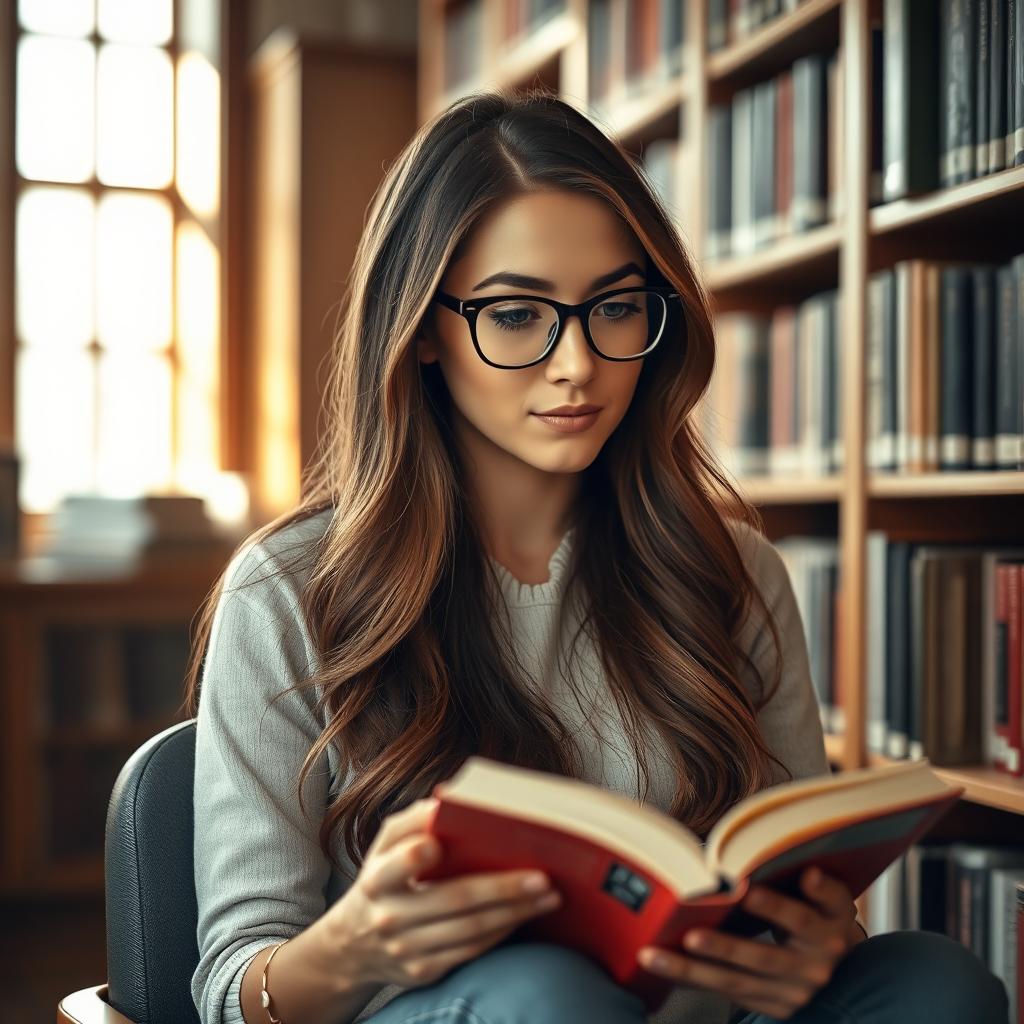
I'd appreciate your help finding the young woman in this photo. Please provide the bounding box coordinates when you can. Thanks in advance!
[186,90,1008,1024]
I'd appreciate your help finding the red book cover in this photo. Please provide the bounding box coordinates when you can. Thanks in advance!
[417,757,963,1013]
[1009,564,1022,776]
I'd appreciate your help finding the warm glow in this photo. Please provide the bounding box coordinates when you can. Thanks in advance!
[95,350,174,496]
[97,44,174,189]
[177,52,222,219]
[16,36,95,183]
[16,186,95,348]
[96,192,173,351]
[97,0,173,45]
[18,0,94,37]
[175,221,221,485]
[16,347,96,512]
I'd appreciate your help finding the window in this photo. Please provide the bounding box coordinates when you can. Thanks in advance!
[12,0,229,514]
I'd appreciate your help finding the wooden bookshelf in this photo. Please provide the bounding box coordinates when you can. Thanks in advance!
[418,0,1024,842]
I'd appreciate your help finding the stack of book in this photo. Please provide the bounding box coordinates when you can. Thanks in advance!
[882,0,1024,203]
[706,50,841,260]
[701,290,843,478]
[867,255,1024,474]
[39,493,226,565]
[865,538,1024,774]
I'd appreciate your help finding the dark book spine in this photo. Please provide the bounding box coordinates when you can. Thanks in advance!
[707,104,733,260]
[972,266,997,469]
[887,542,912,757]
[978,0,991,175]
[941,0,974,185]
[752,78,777,249]
[884,0,941,199]
[1010,0,1019,165]
[708,0,728,51]
[1017,0,1024,162]
[1015,254,1024,469]
[792,54,829,229]
[940,266,973,470]
[871,23,885,204]
[990,0,1007,171]
[996,262,1020,468]
[908,553,926,760]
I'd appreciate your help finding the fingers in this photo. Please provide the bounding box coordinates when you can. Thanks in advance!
[739,873,851,953]
[637,945,817,1019]
[798,867,858,922]
[362,831,439,897]
[367,797,441,861]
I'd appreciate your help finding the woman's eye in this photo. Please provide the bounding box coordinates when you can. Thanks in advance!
[595,301,640,321]
[486,306,536,331]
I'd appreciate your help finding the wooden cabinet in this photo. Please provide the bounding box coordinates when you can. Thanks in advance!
[0,549,233,897]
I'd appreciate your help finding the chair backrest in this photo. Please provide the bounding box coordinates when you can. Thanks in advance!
[105,718,200,1024]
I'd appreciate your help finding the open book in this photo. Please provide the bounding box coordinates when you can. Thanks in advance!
[416,756,963,1012]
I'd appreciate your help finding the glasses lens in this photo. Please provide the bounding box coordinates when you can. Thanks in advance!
[475,290,667,367]
[589,289,667,359]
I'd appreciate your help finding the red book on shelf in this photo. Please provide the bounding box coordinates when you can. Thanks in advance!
[417,756,963,1013]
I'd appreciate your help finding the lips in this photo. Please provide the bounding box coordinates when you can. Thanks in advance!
[534,405,602,416]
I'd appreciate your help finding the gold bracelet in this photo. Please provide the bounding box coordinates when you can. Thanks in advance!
[260,939,291,1024]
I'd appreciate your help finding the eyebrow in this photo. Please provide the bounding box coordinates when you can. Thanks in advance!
[471,260,646,293]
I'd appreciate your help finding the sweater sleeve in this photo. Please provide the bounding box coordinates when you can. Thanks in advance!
[733,522,831,786]
[190,541,345,1024]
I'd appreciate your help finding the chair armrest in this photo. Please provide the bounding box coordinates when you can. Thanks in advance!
[57,984,139,1024]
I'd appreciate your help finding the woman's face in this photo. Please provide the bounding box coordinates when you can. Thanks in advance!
[417,189,649,478]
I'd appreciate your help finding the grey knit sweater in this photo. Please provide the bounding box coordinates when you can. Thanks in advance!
[190,507,830,1024]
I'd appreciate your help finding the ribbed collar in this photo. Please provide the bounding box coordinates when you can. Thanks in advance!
[488,526,576,608]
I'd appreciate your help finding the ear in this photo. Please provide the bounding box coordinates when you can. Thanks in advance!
[416,330,439,365]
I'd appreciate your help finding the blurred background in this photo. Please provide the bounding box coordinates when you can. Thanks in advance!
[3,0,1024,1020]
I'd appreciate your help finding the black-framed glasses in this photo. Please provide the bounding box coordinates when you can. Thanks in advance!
[432,285,683,370]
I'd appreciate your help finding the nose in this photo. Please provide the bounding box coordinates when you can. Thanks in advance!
[545,311,596,377]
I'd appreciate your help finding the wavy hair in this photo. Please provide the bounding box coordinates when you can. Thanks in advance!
[182,87,791,883]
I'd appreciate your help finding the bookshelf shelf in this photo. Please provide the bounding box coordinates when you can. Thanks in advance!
[494,11,578,89]
[702,222,842,301]
[599,76,685,142]
[868,753,1024,816]
[868,472,1024,499]
[707,0,842,86]
[870,166,1024,238]
[735,474,844,504]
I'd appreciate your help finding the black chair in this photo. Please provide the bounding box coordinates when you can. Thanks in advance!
[58,718,201,1024]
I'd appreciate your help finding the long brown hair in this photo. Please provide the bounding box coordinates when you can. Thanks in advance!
[183,87,791,883]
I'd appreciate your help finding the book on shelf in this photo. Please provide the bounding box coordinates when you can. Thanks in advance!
[417,755,963,1013]
[882,0,1024,199]
[865,839,1024,1020]
[866,253,1024,474]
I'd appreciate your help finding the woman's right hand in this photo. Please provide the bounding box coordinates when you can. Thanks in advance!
[321,796,563,990]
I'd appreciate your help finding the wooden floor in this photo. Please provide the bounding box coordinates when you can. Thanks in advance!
[5,897,106,1022]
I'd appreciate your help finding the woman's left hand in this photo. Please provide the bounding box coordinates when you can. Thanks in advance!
[637,866,864,1021]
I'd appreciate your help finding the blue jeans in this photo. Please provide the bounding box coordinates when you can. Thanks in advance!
[360,929,1010,1024]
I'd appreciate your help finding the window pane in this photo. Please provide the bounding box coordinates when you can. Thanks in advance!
[97,0,173,45]
[177,52,221,219]
[176,221,220,481]
[96,191,173,351]
[16,347,96,513]
[16,36,95,183]
[95,351,173,496]
[16,186,95,348]
[18,0,94,37]
[181,0,221,62]
[97,44,174,189]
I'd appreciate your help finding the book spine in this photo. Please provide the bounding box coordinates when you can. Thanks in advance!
[972,266,997,469]
[990,0,1007,170]
[977,0,991,175]
[1012,565,1024,776]
[996,263,1020,469]
[940,266,973,470]
[996,563,1012,771]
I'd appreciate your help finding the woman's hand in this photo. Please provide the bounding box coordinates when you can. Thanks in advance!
[321,797,563,991]
[637,867,862,1021]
